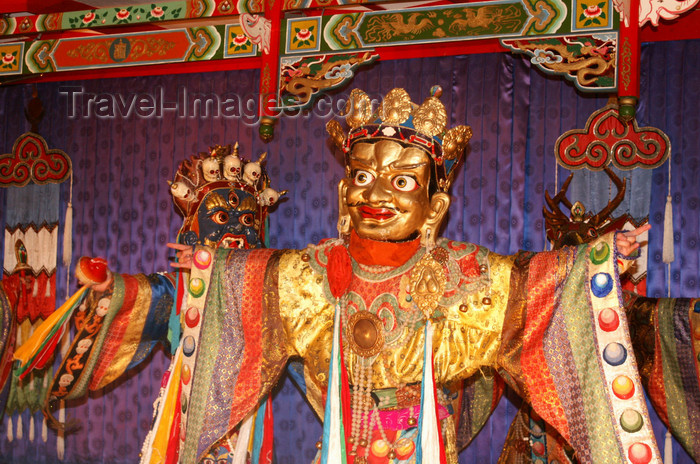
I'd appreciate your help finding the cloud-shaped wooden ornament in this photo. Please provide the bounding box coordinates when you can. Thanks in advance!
[555,105,670,171]
[0,132,72,186]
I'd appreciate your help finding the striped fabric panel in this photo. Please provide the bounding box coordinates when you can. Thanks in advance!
[88,274,138,389]
[541,291,590,461]
[68,277,124,397]
[454,369,503,450]
[90,274,148,389]
[650,302,670,423]
[259,251,290,395]
[559,246,628,464]
[521,250,570,442]
[190,248,279,462]
[659,298,700,460]
[125,274,174,370]
[227,248,275,429]
[189,248,249,461]
[627,296,670,425]
[45,287,113,402]
[496,251,533,401]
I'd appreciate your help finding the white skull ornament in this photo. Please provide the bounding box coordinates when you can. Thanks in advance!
[59,373,74,388]
[223,154,242,181]
[96,297,111,317]
[76,338,93,355]
[243,162,261,186]
[201,156,221,182]
[168,181,195,202]
[260,188,287,206]
[243,152,267,186]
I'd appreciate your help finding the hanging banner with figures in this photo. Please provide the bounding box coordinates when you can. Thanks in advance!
[0,100,72,442]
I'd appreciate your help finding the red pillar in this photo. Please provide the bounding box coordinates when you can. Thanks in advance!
[618,0,640,120]
[258,0,283,142]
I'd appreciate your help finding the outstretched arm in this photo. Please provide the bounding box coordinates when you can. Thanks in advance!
[497,232,663,463]
[42,258,175,426]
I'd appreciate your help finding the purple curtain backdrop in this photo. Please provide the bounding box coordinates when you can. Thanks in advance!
[0,39,697,463]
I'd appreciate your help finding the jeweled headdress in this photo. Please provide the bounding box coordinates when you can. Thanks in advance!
[169,143,285,248]
[326,86,472,192]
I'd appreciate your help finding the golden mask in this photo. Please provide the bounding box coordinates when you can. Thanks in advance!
[338,140,450,244]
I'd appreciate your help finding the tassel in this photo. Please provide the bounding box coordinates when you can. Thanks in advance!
[57,401,65,460]
[416,321,445,464]
[32,279,38,298]
[664,430,673,464]
[321,303,346,464]
[16,415,23,440]
[29,415,34,442]
[63,198,73,269]
[662,195,674,264]
[42,416,47,442]
[6,417,12,442]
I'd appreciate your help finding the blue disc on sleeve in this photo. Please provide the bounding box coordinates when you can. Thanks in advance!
[591,272,613,298]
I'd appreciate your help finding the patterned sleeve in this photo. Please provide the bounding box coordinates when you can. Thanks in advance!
[453,367,504,450]
[625,293,700,461]
[180,247,291,463]
[47,272,175,403]
[496,233,664,463]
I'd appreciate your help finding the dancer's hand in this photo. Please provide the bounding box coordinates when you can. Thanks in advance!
[167,243,193,269]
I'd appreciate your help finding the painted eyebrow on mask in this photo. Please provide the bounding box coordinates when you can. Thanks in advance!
[388,160,428,170]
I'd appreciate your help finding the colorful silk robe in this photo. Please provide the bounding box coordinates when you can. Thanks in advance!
[45,271,266,463]
[625,294,700,461]
[180,233,663,463]
[48,273,174,402]
[46,234,700,464]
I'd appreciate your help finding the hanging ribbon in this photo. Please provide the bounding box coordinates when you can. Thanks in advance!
[233,413,256,464]
[321,303,347,463]
[416,320,446,464]
[252,395,275,464]
[140,346,183,464]
[13,285,88,378]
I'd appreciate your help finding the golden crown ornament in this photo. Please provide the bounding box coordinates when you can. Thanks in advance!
[326,86,472,192]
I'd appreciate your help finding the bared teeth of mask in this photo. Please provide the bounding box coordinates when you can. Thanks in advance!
[220,236,245,248]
